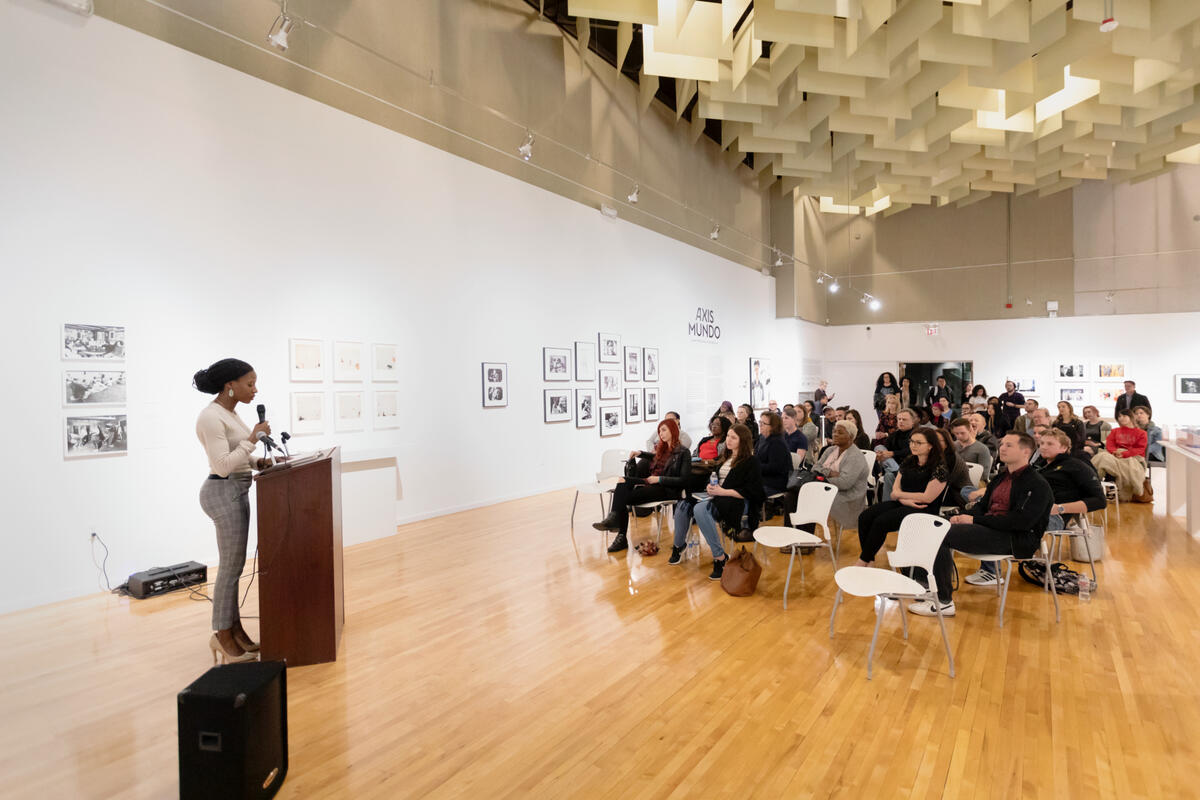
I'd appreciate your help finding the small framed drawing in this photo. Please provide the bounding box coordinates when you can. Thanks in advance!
[64,414,127,458]
[644,387,660,421]
[1058,386,1086,404]
[1096,361,1126,381]
[372,343,399,382]
[1006,375,1038,394]
[643,348,659,382]
[545,388,572,423]
[63,370,126,406]
[1096,387,1118,404]
[600,405,623,437]
[625,387,642,423]
[624,346,642,382]
[291,391,325,435]
[575,341,595,381]
[1056,362,1086,379]
[482,362,508,408]
[576,388,596,428]
[544,347,571,382]
[1176,374,1200,401]
[333,341,364,382]
[334,391,364,432]
[290,339,324,382]
[598,332,621,364]
[374,391,401,429]
[62,323,125,361]
[599,369,621,400]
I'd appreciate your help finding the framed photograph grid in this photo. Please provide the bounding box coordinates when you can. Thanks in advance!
[483,362,508,408]
[64,414,127,458]
[62,323,127,459]
[543,347,571,382]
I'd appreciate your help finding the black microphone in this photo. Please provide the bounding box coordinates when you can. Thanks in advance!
[256,431,282,451]
[280,432,291,445]
[257,404,267,424]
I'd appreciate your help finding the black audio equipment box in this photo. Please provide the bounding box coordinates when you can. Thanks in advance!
[127,562,208,599]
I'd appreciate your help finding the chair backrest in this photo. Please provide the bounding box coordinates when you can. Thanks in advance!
[886,514,951,599]
[789,481,839,540]
[597,449,627,481]
[858,448,875,462]
[966,462,984,486]
[790,452,803,470]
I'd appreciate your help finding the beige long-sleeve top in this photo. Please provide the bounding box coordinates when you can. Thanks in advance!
[196,402,256,477]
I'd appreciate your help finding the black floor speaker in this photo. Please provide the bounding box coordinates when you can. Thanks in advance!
[178,660,288,800]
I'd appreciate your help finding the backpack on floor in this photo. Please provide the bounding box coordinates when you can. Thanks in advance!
[1018,560,1082,594]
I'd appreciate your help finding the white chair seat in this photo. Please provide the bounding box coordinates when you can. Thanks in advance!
[753,525,820,548]
[835,565,926,598]
[575,478,618,495]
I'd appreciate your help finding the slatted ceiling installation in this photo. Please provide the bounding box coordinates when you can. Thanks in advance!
[555,0,1200,213]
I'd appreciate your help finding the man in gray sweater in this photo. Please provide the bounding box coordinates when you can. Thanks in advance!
[644,411,693,451]
[951,417,992,502]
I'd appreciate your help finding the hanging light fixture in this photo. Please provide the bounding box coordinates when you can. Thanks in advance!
[773,249,784,268]
[710,223,720,240]
[267,1,295,50]
[627,184,640,204]
[518,132,534,161]
[816,273,825,285]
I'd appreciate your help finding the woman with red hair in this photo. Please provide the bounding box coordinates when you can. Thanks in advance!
[594,417,692,553]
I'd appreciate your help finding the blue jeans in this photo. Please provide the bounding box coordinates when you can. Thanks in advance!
[673,499,696,549]
[693,499,727,561]
[980,514,1062,575]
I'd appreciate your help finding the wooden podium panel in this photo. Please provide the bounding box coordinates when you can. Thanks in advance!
[255,447,344,667]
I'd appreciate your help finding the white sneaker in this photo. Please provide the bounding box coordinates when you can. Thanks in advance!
[908,600,956,617]
[965,569,1002,587]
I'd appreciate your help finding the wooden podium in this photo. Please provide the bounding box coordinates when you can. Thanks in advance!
[254,447,344,667]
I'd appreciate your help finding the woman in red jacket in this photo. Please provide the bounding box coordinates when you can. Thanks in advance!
[1090,409,1148,501]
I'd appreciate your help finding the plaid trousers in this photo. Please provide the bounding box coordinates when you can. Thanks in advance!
[199,474,252,630]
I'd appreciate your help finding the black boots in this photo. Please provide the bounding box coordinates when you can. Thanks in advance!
[667,545,684,565]
[592,510,621,532]
[606,532,628,553]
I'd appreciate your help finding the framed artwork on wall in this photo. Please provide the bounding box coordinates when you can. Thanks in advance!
[749,357,773,409]
[64,414,127,458]
[575,341,595,381]
[1176,374,1200,401]
[543,347,571,381]
[643,347,659,382]
[600,405,623,437]
[63,370,126,406]
[62,323,125,361]
[1096,387,1118,405]
[576,389,596,428]
[644,387,660,421]
[1056,362,1087,379]
[598,332,621,364]
[1057,386,1087,404]
[545,388,572,423]
[625,387,642,423]
[372,343,399,382]
[290,391,325,435]
[482,362,508,407]
[290,338,324,382]
[624,346,642,382]
[334,391,364,432]
[333,341,364,382]
[1006,375,1038,394]
[1096,361,1126,381]
[599,368,621,400]
[374,391,401,429]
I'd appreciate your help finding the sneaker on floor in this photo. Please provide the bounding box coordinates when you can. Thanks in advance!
[907,600,956,617]
[667,545,684,566]
[708,558,726,581]
[964,569,1002,587]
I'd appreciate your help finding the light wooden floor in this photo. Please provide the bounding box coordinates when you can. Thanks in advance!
[3,487,1200,799]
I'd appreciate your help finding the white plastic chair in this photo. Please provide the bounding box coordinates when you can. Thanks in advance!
[752,482,840,608]
[829,514,955,679]
[570,449,627,525]
[1048,515,1098,586]
[953,538,1060,627]
[859,448,878,492]
[966,462,984,487]
[1100,479,1120,526]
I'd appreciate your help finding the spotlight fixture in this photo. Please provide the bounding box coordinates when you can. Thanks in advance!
[1105,292,1115,303]
[518,132,534,161]
[627,184,640,204]
[710,223,720,240]
[267,1,295,50]
[829,279,840,293]
[1099,0,1118,31]
[816,274,825,285]
[860,293,868,304]
[773,249,784,268]
[861,292,881,310]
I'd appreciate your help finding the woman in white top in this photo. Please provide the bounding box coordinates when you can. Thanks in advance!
[194,358,273,664]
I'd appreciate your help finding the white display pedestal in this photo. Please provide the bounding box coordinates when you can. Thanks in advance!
[340,449,401,547]
[1164,443,1200,538]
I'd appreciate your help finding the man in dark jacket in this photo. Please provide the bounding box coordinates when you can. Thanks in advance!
[1113,380,1150,418]
[910,432,1053,616]
[874,408,916,501]
[925,375,952,409]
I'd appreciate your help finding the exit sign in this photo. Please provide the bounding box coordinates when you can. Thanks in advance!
[925,323,940,336]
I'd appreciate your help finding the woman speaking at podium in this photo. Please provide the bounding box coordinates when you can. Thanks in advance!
[193,358,273,664]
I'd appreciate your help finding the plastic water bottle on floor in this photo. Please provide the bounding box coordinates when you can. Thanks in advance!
[1078,574,1091,602]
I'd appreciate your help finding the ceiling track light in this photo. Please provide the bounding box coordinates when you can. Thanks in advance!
[518,131,534,161]
[816,273,825,285]
[710,223,720,240]
[267,1,294,50]
[627,184,639,204]
[861,292,881,311]
[772,248,784,268]
[829,279,840,293]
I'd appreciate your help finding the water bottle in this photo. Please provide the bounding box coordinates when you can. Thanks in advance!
[1078,574,1091,601]
[709,471,719,487]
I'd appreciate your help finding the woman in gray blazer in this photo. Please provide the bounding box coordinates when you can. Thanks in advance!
[811,420,869,530]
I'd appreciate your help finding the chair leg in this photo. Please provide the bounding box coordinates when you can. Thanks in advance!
[1045,551,1061,623]
[826,542,837,572]
[570,490,580,524]
[1081,532,1098,586]
[900,596,909,640]
[829,589,843,638]
[866,599,885,680]
[783,550,796,610]
[935,605,956,678]
[997,560,1014,628]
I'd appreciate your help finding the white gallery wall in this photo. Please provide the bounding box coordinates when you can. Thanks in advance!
[0,5,820,614]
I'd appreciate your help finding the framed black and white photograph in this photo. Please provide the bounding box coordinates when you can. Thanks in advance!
[334,391,364,432]
[290,338,324,382]
[598,332,621,364]
[624,346,642,382]
[1058,386,1086,404]
[374,391,401,429]
[599,368,621,400]
[625,387,642,423]
[600,405,623,437]
[576,388,596,428]
[749,357,773,409]
[482,362,508,408]
[1096,361,1126,381]
[575,341,595,381]
[1177,374,1200,402]
[372,343,399,382]
[544,388,572,423]
[1057,362,1086,379]
[333,341,364,382]
[643,347,659,382]
[65,414,127,458]
[62,323,125,361]
[1006,375,1038,394]
[644,387,660,421]
[291,391,325,435]
[543,347,571,382]
[63,370,126,406]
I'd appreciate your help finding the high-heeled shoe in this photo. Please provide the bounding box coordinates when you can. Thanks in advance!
[232,630,260,653]
[209,634,257,665]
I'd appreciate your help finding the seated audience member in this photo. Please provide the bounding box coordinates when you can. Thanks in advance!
[999,381,1026,428]
[1013,398,1039,434]
[915,407,932,427]
[736,404,760,442]
[756,412,792,503]
[1090,409,1148,502]
[1053,401,1085,456]
[950,417,993,496]
[768,400,779,414]
[1114,380,1150,418]
[799,410,820,460]
[1133,405,1163,462]
[1081,405,1111,457]
[985,397,1010,436]
[783,403,795,414]
[594,418,691,553]
[929,399,950,428]
[909,432,1052,616]
[646,411,692,452]
[787,419,869,531]
[713,400,734,419]
[846,409,873,450]
[814,406,838,445]
[956,401,973,421]
[690,424,765,579]
[781,409,809,461]
[970,412,999,460]
[875,394,899,442]
[835,406,850,419]
[694,415,731,460]
[968,384,989,410]
[873,372,899,421]
[874,408,918,501]
[855,429,949,566]
[933,427,973,507]
[802,400,817,421]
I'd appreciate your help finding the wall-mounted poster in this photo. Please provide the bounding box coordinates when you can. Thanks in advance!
[598,332,621,364]
[1176,374,1200,401]
[624,346,642,382]
[333,341,364,382]
[625,387,642,423]
[1096,387,1118,405]
[290,339,324,382]
[545,388,571,423]
[643,348,659,382]
[372,343,399,382]
[644,387,660,421]
[482,362,508,408]
[334,391,364,432]
[374,391,401,429]
[1006,375,1038,394]
[749,357,773,409]
[600,405,622,437]
[1056,363,1087,379]
[1096,361,1126,381]
[291,391,325,435]
[65,414,127,458]
[63,370,126,406]
[544,347,571,381]
[62,323,125,361]
[599,368,621,400]
[576,389,596,428]
[575,341,595,381]
[1058,386,1087,404]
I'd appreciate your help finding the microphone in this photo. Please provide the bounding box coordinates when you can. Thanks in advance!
[256,431,283,452]
[279,431,291,458]
[257,404,267,424]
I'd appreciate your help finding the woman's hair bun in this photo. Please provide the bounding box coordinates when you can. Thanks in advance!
[193,359,253,394]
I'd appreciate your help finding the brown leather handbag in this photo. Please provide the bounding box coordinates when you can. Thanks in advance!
[1132,476,1154,503]
[721,547,762,597]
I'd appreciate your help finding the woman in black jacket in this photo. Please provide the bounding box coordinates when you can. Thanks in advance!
[693,424,765,580]
[594,417,691,553]
[756,411,791,496]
